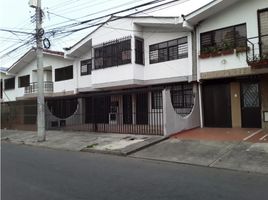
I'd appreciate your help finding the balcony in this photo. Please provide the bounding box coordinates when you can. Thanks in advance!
[25,81,53,94]
[247,34,268,69]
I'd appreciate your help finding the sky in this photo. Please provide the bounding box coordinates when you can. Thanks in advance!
[0,0,212,68]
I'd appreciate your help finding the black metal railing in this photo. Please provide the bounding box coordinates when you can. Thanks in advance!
[246,34,268,68]
[25,81,53,94]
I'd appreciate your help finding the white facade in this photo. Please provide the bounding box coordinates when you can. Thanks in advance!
[195,0,268,75]
[2,50,73,102]
[66,17,193,91]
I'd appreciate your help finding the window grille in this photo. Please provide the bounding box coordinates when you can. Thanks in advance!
[200,23,247,51]
[149,37,188,64]
[55,65,73,82]
[4,77,15,90]
[80,59,92,76]
[94,37,131,69]
[151,90,163,109]
[18,75,30,88]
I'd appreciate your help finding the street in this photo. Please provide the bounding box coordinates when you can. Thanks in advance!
[1,143,268,200]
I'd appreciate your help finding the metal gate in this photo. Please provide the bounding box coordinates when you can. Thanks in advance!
[46,91,164,135]
[241,82,261,128]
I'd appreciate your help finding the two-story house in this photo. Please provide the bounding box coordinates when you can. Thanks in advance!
[1,16,200,135]
[1,48,74,130]
[60,16,200,135]
[183,0,268,129]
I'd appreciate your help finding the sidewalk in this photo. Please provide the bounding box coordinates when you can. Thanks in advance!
[131,128,268,174]
[0,129,165,155]
[2,128,268,174]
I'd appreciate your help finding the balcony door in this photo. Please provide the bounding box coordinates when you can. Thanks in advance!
[258,8,268,56]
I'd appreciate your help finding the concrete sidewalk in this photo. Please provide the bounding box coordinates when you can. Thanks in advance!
[0,129,165,155]
[131,138,268,174]
[2,129,268,174]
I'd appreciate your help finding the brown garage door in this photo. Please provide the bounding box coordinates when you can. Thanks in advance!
[203,83,232,127]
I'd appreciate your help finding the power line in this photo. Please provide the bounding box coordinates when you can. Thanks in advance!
[51,0,181,35]
[0,28,34,35]
[46,0,168,32]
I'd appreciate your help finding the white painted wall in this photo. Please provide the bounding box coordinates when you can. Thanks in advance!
[78,22,192,89]
[3,54,73,102]
[144,28,192,80]
[197,0,268,74]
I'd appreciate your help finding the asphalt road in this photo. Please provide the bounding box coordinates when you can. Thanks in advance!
[1,142,268,200]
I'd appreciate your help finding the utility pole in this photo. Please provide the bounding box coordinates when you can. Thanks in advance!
[32,0,46,141]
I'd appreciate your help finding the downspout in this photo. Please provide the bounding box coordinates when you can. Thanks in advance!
[182,19,197,82]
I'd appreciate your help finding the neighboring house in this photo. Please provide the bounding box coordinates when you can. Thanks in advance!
[1,49,74,130]
[0,67,8,101]
[184,0,268,129]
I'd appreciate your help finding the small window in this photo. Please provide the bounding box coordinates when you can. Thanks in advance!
[135,38,144,65]
[4,77,15,90]
[18,75,30,88]
[149,37,188,64]
[55,65,73,82]
[151,90,163,109]
[80,59,92,76]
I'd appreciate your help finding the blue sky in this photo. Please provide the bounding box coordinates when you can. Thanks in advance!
[0,0,212,68]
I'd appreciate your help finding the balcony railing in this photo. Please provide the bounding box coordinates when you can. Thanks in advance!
[25,81,53,94]
[246,34,268,68]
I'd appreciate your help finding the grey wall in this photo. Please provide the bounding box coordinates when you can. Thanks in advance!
[163,84,200,136]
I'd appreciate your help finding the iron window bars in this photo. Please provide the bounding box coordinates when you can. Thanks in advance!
[94,36,132,69]
[200,23,247,52]
[149,37,188,64]
[80,59,92,76]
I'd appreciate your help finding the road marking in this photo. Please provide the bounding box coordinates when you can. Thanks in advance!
[243,129,262,141]
[259,134,268,141]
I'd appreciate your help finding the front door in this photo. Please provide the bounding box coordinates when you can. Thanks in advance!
[202,83,232,127]
[240,82,261,128]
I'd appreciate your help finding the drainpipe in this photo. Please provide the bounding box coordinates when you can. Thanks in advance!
[182,19,197,82]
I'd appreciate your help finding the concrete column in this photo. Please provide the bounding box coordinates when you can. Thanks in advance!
[230,82,241,128]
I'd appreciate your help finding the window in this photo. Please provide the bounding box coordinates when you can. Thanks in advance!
[80,59,92,76]
[135,38,144,65]
[47,99,78,119]
[151,90,163,109]
[55,65,73,82]
[18,75,30,88]
[200,24,247,51]
[94,37,131,69]
[149,37,188,64]
[171,84,193,108]
[4,77,15,90]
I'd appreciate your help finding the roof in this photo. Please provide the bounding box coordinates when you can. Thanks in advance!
[8,48,65,74]
[184,0,240,25]
[65,15,182,57]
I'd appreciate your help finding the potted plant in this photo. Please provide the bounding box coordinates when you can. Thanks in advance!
[236,46,250,53]
[199,47,211,58]
[221,41,234,55]
[247,54,268,68]
[210,46,221,57]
